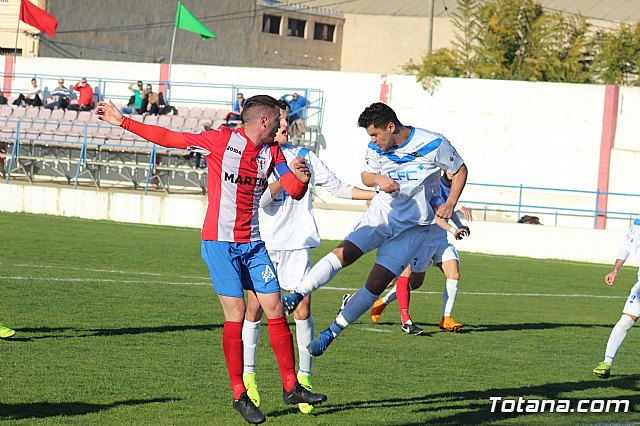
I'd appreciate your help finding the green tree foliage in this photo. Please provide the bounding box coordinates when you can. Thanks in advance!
[404,0,637,86]
[450,0,479,77]
[591,23,640,86]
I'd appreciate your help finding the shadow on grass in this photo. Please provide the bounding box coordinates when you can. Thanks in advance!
[462,322,614,334]
[0,397,178,420]
[8,324,222,341]
[369,322,612,334]
[268,375,640,424]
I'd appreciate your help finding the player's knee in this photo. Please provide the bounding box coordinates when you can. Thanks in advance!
[245,305,263,322]
[448,271,460,280]
[623,313,638,323]
[335,241,363,266]
[293,305,310,320]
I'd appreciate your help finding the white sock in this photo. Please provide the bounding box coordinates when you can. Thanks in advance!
[442,279,459,316]
[329,286,378,337]
[242,320,261,374]
[382,285,397,305]
[296,252,343,295]
[294,316,314,376]
[604,315,635,365]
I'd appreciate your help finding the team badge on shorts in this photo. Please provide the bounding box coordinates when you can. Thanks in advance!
[262,265,276,282]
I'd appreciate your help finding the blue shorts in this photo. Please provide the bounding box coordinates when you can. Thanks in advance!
[201,240,281,298]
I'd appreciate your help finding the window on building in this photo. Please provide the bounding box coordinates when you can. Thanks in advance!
[262,14,281,34]
[287,18,306,38]
[314,23,335,42]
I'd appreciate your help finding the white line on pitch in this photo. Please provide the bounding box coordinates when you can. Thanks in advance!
[0,275,627,299]
[0,276,210,286]
[358,327,392,333]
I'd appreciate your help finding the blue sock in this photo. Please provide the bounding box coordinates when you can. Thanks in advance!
[329,286,378,336]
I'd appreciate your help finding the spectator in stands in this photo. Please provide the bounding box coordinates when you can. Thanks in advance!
[0,90,7,105]
[121,81,144,115]
[157,92,175,116]
[280,92,307,136]
[68,78,94,111]
[225,93,245,123]
[44,78,71,110]
[139,84,160,115]
[13,78,42,107]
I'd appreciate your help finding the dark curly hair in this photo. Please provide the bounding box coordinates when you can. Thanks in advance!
[357,102,400,129]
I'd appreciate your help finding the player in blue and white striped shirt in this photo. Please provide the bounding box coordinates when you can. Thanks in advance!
[282,102,468,357]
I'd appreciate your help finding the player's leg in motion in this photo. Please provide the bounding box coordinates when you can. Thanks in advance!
[307,262,398,357]
[438,247,462,332]
[242,293,263,407]
[292,294,316,414]
[370,280,398,323]
[217,294,266,424]
[201,240,265,424]
[282,240,365,314]
[396,266,427,335]
[255,290,327,407]
[593,283,640,378]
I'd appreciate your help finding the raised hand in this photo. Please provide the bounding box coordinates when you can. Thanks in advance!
[96,101,124,126]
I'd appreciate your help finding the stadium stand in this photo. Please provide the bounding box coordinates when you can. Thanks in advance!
[0,102,322,193]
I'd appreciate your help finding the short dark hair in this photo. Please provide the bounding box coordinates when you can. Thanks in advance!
[242,95,279,122]
[358,102,400,129]
[31,78,37,82]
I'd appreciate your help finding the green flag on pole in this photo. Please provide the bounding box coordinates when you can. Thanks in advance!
[175,2,217,40]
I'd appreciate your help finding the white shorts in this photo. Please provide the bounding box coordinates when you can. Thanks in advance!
[345,204,430,277]
[268,248,311,291]
[411,241,459,273]
[622,281,640,317]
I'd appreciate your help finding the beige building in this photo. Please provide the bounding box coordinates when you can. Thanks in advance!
[1,0,345,72]
[284,0,640,75]
[2,0,638,75]
[0,0,46,57]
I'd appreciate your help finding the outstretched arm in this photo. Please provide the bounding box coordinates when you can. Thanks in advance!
[96,101,187,149]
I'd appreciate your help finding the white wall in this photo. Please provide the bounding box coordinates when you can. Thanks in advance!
[1,182,632,266]
[4,56,640,231]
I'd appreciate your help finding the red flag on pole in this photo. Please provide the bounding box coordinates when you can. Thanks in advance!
[19,0,58,37]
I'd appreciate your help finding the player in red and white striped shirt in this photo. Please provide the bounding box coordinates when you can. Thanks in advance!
[97,95,327,424]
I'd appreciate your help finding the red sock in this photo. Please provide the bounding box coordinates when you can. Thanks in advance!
[267,316,297,392]
[223,321,246,400]
[396,275,411,325]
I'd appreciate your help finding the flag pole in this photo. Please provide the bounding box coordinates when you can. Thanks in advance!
[13,19,20,73]
[168,1,179,102]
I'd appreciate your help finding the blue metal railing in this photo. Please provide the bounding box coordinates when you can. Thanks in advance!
[460,182,640,228]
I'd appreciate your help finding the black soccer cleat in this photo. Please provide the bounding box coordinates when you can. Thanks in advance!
[233,392,266,424]
[283,381,328,405]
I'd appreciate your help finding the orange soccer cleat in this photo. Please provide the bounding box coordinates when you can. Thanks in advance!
[440,316,462,332]
[370,298,387,323]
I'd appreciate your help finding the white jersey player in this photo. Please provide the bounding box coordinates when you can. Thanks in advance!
[242,100,375,413]
[593,217,640,379]
[370,171,473,335]
[282,102,468,358]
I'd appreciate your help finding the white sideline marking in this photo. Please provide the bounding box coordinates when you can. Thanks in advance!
[14,264,206,280]
[0,276,210,286]
[2,267,627,299]
[358,327,392,333]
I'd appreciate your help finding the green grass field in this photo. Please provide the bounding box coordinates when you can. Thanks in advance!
[2,211,640,425]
